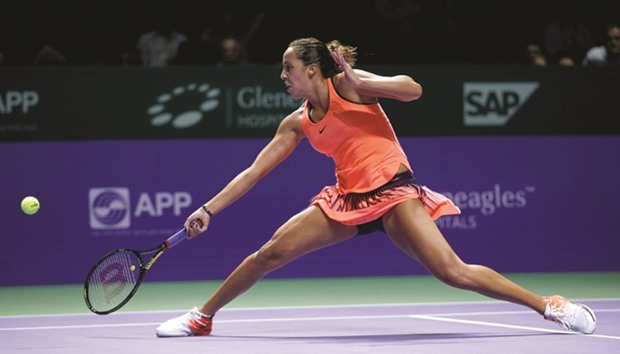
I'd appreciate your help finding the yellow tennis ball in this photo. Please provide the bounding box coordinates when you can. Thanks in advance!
[21,196,40,215]
[130,265,136,271]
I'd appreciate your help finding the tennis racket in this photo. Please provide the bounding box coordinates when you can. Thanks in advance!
[83,228,187,315]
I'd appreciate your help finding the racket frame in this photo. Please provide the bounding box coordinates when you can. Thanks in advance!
[83,229,186,315]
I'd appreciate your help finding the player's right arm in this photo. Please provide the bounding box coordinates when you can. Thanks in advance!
[184,108,305,238]
[330,50,422,103]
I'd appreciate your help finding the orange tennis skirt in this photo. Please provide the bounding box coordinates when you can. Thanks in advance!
[310,171,461,226]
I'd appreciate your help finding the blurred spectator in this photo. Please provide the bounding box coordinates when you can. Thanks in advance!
[32,44,67,66]
[173,4,263,66]
[172,32,216,65]
[373,0,457,63]
[201,6,264,64]
[2,1,619,66]
[375,0,422,37]
[582,22,620,66]
[217,36,244,66]
[541,7,594,66]
[525,44,547,66]
[136,24,187,67]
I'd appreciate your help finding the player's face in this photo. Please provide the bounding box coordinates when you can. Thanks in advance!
[280,47,309,98]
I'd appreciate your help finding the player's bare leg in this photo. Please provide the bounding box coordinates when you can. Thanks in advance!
[382,198,596,334]
[156,206,356,337]
[383,198,547,312]
[199,206,357,315]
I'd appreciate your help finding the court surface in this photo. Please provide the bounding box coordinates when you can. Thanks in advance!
[1,273,619,353]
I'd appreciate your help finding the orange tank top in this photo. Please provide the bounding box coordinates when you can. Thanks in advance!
[301,78,411,193]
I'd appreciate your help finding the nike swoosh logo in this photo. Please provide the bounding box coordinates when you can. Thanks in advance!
[319,126,326,134]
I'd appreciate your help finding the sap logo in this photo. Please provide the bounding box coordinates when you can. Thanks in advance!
[463,82,539,126]
[0,91,39,114]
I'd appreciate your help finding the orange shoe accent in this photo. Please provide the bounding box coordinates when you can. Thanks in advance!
[188,316,212,336]
[543,295,569,318]
[543,295,596,334]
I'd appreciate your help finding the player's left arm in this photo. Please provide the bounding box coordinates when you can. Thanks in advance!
[330,50,422,102]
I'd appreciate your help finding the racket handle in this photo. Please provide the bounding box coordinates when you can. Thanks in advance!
[165,229,187,249]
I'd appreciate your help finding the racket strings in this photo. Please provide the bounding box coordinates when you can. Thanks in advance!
[86,251,140,312]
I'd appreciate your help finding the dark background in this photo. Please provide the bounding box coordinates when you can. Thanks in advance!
[1,0,619,66]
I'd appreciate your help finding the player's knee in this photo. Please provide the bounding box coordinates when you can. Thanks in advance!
[253,241,288,270]
[432,260,471,289]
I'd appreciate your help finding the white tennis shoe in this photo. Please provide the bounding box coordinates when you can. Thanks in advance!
[156,307,213,337]
[543,295,596,334]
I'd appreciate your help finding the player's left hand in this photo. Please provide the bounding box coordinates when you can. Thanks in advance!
[330,50,362,87]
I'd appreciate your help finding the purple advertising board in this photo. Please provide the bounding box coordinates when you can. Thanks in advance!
[1,136,619,285]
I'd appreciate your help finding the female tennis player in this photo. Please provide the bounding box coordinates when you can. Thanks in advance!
[156,37,596,337]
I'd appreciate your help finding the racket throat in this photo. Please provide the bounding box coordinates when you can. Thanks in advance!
[144,251,165,270]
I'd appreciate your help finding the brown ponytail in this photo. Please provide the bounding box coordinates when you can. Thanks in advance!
[326,40,357,67]
[288,37,358,78]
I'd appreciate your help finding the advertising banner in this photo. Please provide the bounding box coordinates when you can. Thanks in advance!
[1,66,619,141]
[1,136,618,285]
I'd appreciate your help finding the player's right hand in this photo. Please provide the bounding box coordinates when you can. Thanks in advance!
[184,207,211,239]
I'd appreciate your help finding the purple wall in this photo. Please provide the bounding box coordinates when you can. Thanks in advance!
[1,136,619,285]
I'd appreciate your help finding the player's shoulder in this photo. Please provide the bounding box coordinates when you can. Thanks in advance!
[283,103,304,122]
[277,104,305,135]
